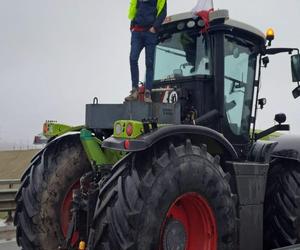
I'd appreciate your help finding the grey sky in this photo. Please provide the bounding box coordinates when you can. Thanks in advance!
[0,0,299,148]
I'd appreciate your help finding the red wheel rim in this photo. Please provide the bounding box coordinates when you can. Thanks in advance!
[160,192,217,250]
[60,181,80,246]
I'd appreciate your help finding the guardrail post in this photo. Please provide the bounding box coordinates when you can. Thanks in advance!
[4,212,13,224]
[4,183,14,224]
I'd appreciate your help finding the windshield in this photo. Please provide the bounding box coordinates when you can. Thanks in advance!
[224,35,257,136]
[154,30,212,82]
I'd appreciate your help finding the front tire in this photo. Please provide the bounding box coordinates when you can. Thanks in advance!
[91,139,237,250]
[264,160,300,249]
[14,134,91,250]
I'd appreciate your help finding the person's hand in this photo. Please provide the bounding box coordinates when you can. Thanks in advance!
[149,27,156,33]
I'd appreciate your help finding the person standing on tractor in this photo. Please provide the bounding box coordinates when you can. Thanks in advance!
[125,0,167,102]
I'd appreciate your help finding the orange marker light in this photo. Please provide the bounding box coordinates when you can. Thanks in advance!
[43,123,48,134]
[266,28,275,46]
[266,28,275,40]
[78,241,86,250]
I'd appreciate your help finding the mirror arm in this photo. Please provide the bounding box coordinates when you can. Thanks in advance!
[264,48,299,55]
[254,124,290,141]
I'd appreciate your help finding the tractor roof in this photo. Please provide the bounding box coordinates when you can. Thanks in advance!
[167,10,266,41]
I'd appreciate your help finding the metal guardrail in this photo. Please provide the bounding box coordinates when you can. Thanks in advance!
[0,179,20,217]
[0,179,19,240]
[0,189,18,212]
[0,179,20,186]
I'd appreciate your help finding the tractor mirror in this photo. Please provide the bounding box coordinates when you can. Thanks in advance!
[292,85,300,99]
[291,54,300,82]
[274,113,286,124]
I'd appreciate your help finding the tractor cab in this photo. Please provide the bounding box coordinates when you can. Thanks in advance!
[85,10,299,158]
[153,10,266,152]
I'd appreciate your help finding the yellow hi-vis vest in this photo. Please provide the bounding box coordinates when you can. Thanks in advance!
[128,0,166,20]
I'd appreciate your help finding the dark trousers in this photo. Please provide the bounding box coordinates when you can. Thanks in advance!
[130,31,157,90]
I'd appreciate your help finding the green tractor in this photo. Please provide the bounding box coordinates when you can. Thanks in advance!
[14,9,300,250]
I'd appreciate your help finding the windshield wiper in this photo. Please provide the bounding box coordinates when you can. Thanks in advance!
[157,47,185,57]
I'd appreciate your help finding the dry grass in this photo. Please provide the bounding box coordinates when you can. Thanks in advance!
[0,212,6,220]
[0,149,40,179]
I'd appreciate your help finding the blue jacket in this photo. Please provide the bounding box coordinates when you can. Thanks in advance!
[131,0,167,31]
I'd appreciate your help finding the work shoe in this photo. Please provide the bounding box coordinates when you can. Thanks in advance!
[144,89,152,103]
[125,88,138,101]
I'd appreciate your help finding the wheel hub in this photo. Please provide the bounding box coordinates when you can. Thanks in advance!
[61,181,80,246]
[160,192,217,250]
[163,219,187,250]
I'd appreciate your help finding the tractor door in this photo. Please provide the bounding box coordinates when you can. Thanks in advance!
[211,22,265,157]
[222,34,258,148]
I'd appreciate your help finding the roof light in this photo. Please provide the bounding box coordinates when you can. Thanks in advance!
[177,22,185,30]
[197,19,205,28]
[266,28,274,38]
[187,20,196,28]
[266,28,275,46]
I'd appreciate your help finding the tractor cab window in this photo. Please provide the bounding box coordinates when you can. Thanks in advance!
[154,30,211,82]
[224,35,256,136]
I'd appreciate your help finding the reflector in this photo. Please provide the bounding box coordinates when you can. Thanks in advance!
[124,139,130,149]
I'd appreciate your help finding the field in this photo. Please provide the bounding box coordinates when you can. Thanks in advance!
[0,149,40,179]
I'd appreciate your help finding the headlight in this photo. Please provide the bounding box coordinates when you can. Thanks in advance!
[115,123,123,135]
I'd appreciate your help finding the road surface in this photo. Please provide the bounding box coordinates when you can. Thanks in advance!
[0,240,18,250]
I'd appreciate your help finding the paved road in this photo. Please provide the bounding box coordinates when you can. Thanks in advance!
[0,240,19,250]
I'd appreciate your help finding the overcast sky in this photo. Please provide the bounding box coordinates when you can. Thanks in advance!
[0,0,299,149]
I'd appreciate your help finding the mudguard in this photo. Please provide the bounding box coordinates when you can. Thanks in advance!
[270,134,300,163]
[249,134,300,163]
[102,124,238,160]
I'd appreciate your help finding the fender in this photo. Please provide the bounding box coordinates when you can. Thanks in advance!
[102,124,238,160]
[249,134,300,163]
[270,134,300,163]
[17,133,84,200]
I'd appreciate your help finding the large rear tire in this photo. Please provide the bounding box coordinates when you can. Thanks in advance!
[264,160,300,249]
[14,134,91,250]
[90,139,237,250]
